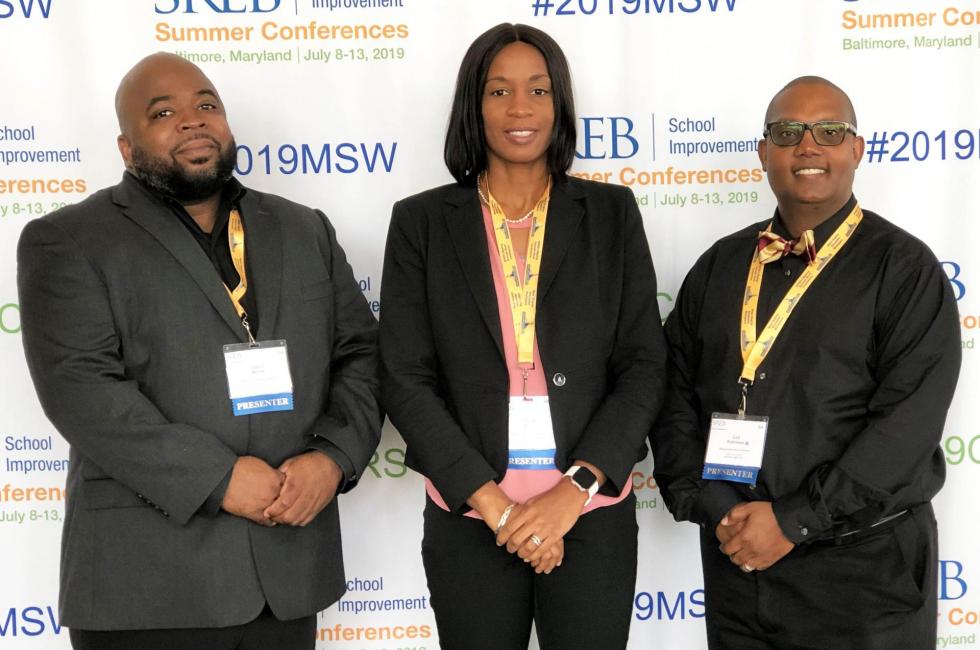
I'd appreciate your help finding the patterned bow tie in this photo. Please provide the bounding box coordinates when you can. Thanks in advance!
[757,226,817,265]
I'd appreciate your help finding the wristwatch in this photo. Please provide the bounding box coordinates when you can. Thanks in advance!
[564,465,600,506]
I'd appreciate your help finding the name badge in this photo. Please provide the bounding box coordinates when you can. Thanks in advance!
[222,340,294,416]
[702,412,768,485]
[507,396,557,470]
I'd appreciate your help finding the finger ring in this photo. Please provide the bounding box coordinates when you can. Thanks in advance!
[530,535,543,547]
[740,564,754,573]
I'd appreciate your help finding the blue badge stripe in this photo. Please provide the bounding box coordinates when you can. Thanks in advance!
[702,463,759,485]
[508,448,557,470]
[231,392,294,416]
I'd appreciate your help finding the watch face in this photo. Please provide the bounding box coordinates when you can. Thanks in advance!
[571,467,597,490]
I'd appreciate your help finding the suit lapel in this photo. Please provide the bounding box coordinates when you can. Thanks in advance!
[444,186,505,359]
[238,191,282,339]
[537,178,585,304]
[112,176,249,343]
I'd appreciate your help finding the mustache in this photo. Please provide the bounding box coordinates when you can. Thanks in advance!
[172,135,223,155]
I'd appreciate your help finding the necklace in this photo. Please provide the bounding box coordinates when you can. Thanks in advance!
[477,171,533,225]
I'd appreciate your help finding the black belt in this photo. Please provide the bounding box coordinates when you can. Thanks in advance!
[812,509,911,546]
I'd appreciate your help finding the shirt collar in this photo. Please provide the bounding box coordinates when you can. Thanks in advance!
[123,171,247,234]
[771,194,858,248]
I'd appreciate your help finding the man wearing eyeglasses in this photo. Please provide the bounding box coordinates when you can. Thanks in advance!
[652,76,960,648]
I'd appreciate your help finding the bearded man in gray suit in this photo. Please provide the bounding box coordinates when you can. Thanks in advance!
[17,53,382,649]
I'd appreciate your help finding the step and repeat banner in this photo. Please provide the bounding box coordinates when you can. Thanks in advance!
[1,0,978,648]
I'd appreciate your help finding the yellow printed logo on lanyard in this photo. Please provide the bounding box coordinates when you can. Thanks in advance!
[225,209,248,317]
[740,205,863,386]
[224,208,257,343]
[486,181,551,368]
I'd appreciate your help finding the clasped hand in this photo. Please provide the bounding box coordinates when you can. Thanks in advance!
[716,501,794,572]
[221,452,342,527]
[494,479,588,575]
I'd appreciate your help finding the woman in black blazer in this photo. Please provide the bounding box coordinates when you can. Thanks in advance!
[379,23,666,649]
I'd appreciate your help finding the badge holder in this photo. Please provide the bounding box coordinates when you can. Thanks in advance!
[223,339,294,416]
[507,396,557,470]
[701,411,768,485]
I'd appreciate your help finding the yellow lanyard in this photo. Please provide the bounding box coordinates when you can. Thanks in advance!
[486,180,551,375]
[224,209,255,343]
[739,205,863,407]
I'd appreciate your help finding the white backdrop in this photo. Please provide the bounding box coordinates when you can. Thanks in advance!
[1,0,978,647]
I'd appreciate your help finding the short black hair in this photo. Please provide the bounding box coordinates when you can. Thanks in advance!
[444,23,576,186]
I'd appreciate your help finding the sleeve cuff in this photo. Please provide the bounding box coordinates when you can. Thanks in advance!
[429,457,500,515]
[307,439,356,493]
[697,481,742,531]
[201,466,234,517]
[772,489,826,544]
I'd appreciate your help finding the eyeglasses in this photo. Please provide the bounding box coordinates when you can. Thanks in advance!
[763,121,857,147]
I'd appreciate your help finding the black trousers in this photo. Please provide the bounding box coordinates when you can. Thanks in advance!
[702,504,938,650]
[69,604,315,650]
[421,493,638,650]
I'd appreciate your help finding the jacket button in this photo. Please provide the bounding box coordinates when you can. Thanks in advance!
[552,373,566,387]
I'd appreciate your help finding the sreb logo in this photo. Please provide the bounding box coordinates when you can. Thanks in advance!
[941,261,965,301]
[0,0,52,19]
[155,0,280,14]
[940,560,968,601]
[577,116,640,160]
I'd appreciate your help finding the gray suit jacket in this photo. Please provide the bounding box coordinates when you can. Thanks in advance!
[17,173,381,630]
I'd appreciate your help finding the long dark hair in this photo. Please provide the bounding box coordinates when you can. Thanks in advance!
[444,23,577,186]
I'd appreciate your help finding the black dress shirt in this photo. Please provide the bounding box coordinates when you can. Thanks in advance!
[125,173,258,329]
[652,196,961,544]
[167,178,261,332]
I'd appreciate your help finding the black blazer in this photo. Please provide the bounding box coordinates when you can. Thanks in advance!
[17,174,382,629]
[380,175,666,513]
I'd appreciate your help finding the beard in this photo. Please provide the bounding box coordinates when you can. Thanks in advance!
[130,136,237,203]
